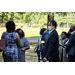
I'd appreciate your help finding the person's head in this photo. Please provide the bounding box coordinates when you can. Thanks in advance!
[61,32,67,39]
[6,21,15,32]
[48,20,57,31]
[68,25,75,35]
[40,28,47,35]
[16,28,25,38]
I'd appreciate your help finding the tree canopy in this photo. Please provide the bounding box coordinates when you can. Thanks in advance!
[0,12,75,26]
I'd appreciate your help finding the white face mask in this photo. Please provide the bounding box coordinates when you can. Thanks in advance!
[48,26,52,31]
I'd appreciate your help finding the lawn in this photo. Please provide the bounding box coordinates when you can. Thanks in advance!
[0,27,69,62]
[0,27,69,39]
[0,43,38,62]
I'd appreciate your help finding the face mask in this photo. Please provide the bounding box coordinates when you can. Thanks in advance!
[69,28,73,32]
[61,35,65,39]
[19,33,22,38]
[48,26,52,31]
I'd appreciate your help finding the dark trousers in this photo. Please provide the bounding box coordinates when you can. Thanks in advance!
[49,55,59,62]
[68,55,75,62]
[37,50,40,62]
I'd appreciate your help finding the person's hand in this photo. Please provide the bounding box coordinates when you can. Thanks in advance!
[43,58,47,62]
[22,47,26,51]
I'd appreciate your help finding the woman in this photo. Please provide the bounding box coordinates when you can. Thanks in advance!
[59,32,69,62]
[37,28,47,62]
[16,28,30,62]
[1,21,21,62]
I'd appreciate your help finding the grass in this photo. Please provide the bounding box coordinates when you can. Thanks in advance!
[19,27,69,39]
[0,27,69,39]
[0,27,69,62]
[0,43,38,62]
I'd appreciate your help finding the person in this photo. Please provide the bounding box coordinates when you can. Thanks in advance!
[1,21,21,62]
[40,31,49,60]
[59,32,69,62]
[65,25,75,62]
[43,20,59,62]
[37,28,47,62]
[16,28,30,62]
[67,25,75,38]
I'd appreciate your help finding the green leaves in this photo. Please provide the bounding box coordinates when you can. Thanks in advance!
[0,12,75,27]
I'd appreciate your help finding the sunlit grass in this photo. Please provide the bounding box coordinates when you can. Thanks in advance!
[0,27,69,39]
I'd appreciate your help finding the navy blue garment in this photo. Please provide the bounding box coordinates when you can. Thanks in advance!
[65,31,75,61]
[68,55,75,62]
[40,32,49,55]
[42,32,49,42]
[43,30,59,62]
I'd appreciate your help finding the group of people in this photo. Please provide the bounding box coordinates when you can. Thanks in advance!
[1,21,30,62]
[1,20,75,62]
[37,20,75,62]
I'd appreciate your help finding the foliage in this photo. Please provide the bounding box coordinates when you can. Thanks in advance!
[55,12,75,25]
[0,12,75,27]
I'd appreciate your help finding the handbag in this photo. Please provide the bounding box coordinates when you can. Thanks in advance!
[34,45,39,52]
[0,39,6,51]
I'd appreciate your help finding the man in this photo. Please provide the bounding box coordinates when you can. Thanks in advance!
[67,25,75,38]
[43,20,59,62]
[65,25,75,62]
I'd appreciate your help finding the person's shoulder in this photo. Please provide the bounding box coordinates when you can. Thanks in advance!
[72,31,75,35]
[43,32,49,34]
[38,35,42,38]
[42,32,49,36]
[14,32,18,35]
[59,38,62,41]
[22,37,28,41]
[22,37,29,43]
[2,32,7,35]
[53,29,57,33]
[53,29,58,35]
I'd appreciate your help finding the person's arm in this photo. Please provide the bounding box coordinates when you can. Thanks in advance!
[16,35,21,47]
[22,46,30,51]
[22,38,30,51]
[66,34,75,53]
[43,33,57,62]
[39,38,41,46]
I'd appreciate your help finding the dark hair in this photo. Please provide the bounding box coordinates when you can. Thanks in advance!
[6,21,15,32]
[16,28,25,38]
[62,32,68,38]
[40,28,47,35]
[49,20,57,28]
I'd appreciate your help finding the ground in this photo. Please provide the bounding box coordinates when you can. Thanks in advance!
[25,43,38,62]
[0,27,69,62]
[0,43,38,62]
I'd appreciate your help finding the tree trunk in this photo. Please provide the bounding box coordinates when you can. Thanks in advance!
[47,12,54,29]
